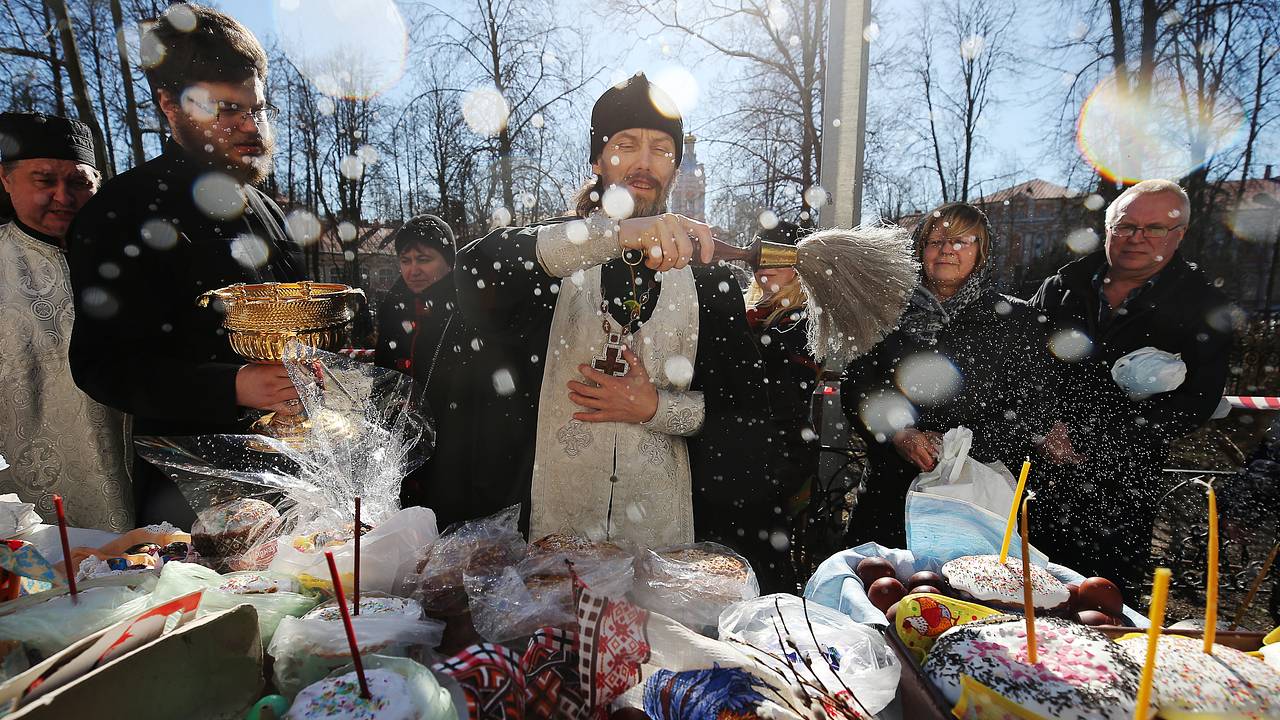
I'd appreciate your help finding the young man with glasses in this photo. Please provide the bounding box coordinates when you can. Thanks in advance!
[1028,179,1233,596]
[65,4,303,526]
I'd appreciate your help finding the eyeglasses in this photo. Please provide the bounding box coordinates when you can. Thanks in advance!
[923,235,978,250]
[1109,223,1184,239]
[185,98,280,126]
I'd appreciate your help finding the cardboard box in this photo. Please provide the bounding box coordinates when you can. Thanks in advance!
[0,604,263,720]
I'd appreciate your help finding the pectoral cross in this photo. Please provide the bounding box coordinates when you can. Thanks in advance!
[591,333,631,377]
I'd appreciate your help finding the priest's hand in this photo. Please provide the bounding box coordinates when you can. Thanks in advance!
[568,347,659,424]
[618,214,715,272]
[235,363,303,416]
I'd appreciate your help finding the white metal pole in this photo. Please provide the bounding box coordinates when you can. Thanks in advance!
[818,0,873,228]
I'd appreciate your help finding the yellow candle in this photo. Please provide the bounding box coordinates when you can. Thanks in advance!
[1204,482,1218,654]
[1134,567,1172,720]
[999,457,1031,563]
[1020,495,1037,665]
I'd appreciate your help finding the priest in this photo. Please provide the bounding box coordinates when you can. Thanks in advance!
[456,73,792,589]
[0,112,133,531]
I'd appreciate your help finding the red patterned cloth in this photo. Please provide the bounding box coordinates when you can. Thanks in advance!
[521,627,584,718]
[433,642,526,720]
[575,578,652,716]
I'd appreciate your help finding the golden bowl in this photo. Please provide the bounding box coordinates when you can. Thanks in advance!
[197,281,364,363]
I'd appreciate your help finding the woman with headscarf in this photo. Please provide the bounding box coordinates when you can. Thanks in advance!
[841,203,1054,548]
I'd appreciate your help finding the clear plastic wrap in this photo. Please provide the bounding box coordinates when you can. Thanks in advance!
[717,593,902,715]
[408,505,526,618]
[135,343,433,572]
[149,561,320,644]
[464,542,635,642]
[268,597,445,699]
[1111,346,1187,400]
[0,584,153,657]
[632,542,759,635]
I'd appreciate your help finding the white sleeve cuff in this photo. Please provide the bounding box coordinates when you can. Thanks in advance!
[534,213,622,277]
[642,389,705,437]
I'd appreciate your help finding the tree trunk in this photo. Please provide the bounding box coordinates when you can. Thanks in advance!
[42,2,67,117]
[110,0,146,166]
[45,0,110,174]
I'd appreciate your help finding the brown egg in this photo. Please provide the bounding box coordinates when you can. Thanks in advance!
[911,585,943,596]
[1066,582,1082,611]
[1078,577,1124,616]
[867,577,907,613]
[857,557,897,587]
[1076,609,1120,626]
[907,571,945,590]
[886,600,901,624]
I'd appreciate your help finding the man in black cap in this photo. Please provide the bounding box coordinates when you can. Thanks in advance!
[0,112,133,531]
[457,73,791,590]
[65,3,302,526]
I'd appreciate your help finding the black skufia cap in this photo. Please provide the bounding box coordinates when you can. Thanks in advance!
[589,72,683,166]
[0,112,97,168]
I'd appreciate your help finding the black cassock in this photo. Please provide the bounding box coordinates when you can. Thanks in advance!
[454,218,795,591]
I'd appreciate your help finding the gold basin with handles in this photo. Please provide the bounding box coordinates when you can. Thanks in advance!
[196,281,365,362]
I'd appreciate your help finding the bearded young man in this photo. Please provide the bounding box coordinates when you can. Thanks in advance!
[456,73,792,590]
[66,3,302,526]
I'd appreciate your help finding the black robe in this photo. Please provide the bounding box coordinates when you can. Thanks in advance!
[455,219,794,591]
[65,140,301,526]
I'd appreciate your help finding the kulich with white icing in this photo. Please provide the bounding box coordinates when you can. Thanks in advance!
[923,615,1146,720]
[303,595,423,622]
[285,669,415,720]
[942,554,1070,609]
[218,573,293,595]
[1116,634,1280,719]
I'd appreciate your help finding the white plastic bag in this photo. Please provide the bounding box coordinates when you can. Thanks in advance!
[1111,346,1187,400]
[150,561,320,644]
[904,426,1048,565]
[268,506,439,593]
[718,594,902,715]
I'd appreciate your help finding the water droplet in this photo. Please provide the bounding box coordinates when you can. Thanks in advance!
[140,218,178,250]
[339,154,365,180]
[492,368,516,395]
[1083,194,1105,211]
[462,85,510,137]
[565,220,589,245]
[664,355,694,385]
[862,22,880,42]
[601,185,635,220]
[803,185,828,209]
[81,287,118,318]
[758,210,779,230]
[337,222,357,241]
[1049,328,1093,362]
[230,234,270,269]
[192,173,245,221]
[894,352,962,406]
[1067,228,1099,254]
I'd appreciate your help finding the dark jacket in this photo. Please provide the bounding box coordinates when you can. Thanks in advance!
[1025,250,1233,592]
[455,218,793,590]
[65,140,301,523]
[1028,250,1233,462]
[371,274,528,529]
[841,286,1054,547]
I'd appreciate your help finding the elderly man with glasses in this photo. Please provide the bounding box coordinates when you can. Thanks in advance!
[1027,179,1235,596]
[65,4,303,526]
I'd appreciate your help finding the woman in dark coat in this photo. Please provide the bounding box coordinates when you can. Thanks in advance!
[841,203,1053,548]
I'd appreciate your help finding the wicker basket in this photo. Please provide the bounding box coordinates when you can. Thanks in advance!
[197,281,364,362]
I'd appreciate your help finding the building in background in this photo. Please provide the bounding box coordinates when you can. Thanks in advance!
[670,134,706,222]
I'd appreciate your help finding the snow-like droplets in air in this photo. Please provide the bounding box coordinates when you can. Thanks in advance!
[286,209,322,247]
[863,22,880,42]
[275,0,408,99]
[758,210,779,230]
[1048,328,1093,362]
[492,369,516,396]
[602,185,635,220]
[462,85,511,137]
[894,352,962,407]
[803,184,828,210]
[859,392,917,439]
[960,34,986,59]
[663,355,694,386]
[650,67,699,116]
[339,154,364,180]
[193,172,245,221]
[1066,228,1100,254]
[565,220,589,245]
[81,287,119,319]
[140,218,178,251]
[1083,194,1105,212]
[337,221,357,242]
[230,234,270,270]
[490,207,513,228]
